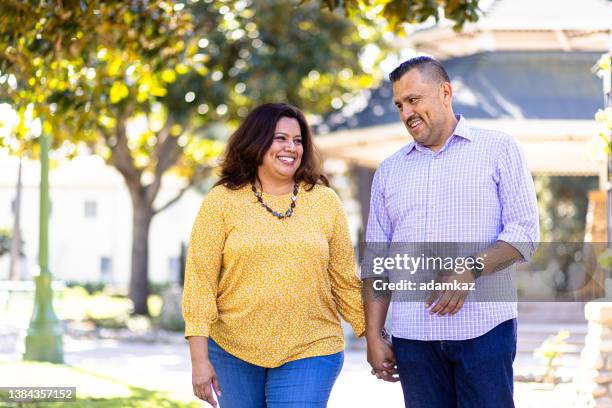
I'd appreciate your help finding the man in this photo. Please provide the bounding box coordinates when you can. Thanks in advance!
[362,56,539,407]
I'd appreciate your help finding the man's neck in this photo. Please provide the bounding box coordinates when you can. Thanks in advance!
[429,115,459,152]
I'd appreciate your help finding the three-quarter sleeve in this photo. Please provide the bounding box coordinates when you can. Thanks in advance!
[327,192,366,337]
[362,164,392,279]
[182,187,226,338]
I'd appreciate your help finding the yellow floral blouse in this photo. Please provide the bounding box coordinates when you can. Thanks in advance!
[182,182,365,368]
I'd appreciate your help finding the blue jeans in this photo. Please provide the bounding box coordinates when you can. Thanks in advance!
[208,338,344,408]
[392,318,517,408]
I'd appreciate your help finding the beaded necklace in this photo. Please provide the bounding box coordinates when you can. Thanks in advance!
[251,181,298,219]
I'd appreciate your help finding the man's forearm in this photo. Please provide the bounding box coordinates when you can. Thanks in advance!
[363,278,391,338]
[476,241,522,276]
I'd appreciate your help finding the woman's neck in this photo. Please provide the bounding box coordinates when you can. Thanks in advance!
[256,173,295,196]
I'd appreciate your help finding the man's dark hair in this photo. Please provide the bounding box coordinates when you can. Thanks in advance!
[389,56,450,84]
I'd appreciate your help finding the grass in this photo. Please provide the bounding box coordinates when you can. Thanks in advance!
[1,287,163,330]
[0,362,199,407]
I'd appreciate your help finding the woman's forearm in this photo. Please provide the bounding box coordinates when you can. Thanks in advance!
[188,336,210,363]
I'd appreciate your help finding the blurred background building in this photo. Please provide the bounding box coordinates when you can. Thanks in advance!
[0,154,199,285]
[316,0,611,243]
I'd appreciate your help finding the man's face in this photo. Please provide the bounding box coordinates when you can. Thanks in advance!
[392,68,452,150]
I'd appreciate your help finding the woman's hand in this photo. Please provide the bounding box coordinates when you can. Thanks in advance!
[366,333,399,383]
[188,336,222,407]
[192,358,221,407]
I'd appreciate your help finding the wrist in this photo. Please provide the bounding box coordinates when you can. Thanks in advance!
[465,256,484,279]
[191,356,210,368]
[365,327,390,343]
[365,329,383,340]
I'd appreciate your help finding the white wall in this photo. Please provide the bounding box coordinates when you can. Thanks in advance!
[0,154,203,286]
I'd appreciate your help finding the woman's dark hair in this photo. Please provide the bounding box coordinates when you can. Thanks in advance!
[215,103,329,190]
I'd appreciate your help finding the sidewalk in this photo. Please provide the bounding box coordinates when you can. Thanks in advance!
[0,333,577,407]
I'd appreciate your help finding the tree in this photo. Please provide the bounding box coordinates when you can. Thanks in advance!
[8,155,23,280]
[595,53,612,241]
[0,0,482,314]
[0,0,383,314]
[318,0,482,31]
[0,104,34,281]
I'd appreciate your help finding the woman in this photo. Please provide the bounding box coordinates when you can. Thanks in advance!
[182,103,365,407]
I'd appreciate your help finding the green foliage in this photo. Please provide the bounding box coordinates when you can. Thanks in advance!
[594,53,611,155]
[0,0,481,313]
[0,227,24,258]
[0,1,385,168]
[0,228,11,257]
[157,314,185,332]
[0,0,391,313]
[319,0,482,32]
[149,282,173,296]
[534,176,599,243]
[66,281,108,295]
[532,176,598,291]
[59,287,133,320]
[0,362,201,407]
[534,330,570,382]
[56,287,162,322]
[598,249,612,270]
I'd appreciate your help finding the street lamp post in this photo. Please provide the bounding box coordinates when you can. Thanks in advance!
[23,131,63,363]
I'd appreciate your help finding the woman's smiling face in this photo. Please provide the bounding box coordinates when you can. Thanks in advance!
[258,116,303,182]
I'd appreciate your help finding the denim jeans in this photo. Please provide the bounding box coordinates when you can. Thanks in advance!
[207,338,344,408]
[392,318,517,408]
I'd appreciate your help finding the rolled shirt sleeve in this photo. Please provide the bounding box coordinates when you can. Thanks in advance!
[362,165,393,279]
[495,136,540,261]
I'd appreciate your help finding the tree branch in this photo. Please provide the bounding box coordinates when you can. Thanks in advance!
[144,117,183,207]
[154,117,181,178]
[101,106,142,193]
[153,166,211,215]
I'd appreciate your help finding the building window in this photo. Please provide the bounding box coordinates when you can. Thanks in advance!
[168,257,180,283]
[100,256,112,283]
[84,201,97,218]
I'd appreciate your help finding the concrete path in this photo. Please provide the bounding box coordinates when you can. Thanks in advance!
[0,333,577,407]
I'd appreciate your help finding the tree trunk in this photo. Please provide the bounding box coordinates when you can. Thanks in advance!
[129,194,153,315]
[8,156,22,280]
[109,111,185,316]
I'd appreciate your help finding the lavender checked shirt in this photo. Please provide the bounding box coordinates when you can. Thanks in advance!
[364,116,539,341]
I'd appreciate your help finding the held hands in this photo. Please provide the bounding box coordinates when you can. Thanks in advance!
[425,266,475,316]
[366,333,399,383]
[192,359,222,407]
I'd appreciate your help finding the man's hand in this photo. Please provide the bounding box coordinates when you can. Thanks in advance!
[425,268,475,316]
[366,335,399,382]
[192,358,221,407]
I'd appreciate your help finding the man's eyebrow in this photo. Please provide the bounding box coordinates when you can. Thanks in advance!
[393,94,421,104]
